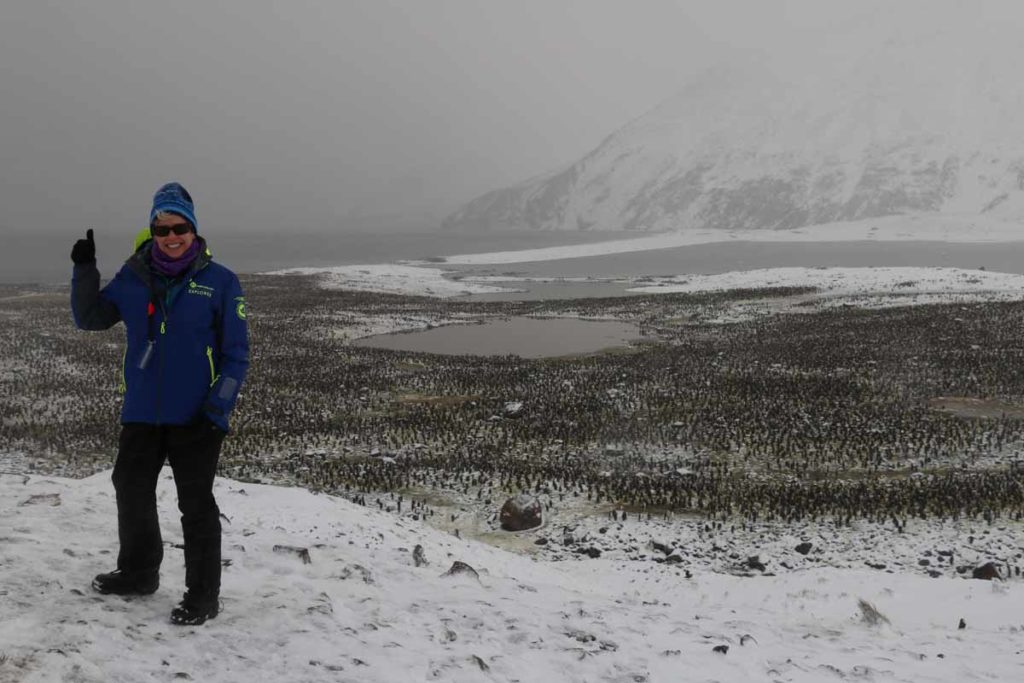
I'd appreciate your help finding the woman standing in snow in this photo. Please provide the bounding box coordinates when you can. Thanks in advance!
[70,182,249,625]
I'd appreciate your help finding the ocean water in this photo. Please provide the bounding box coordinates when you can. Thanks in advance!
[9,229,1024,289]
[1,230,635,285]
[446,240,1024,279]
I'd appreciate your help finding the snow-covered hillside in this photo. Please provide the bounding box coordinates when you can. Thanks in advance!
[3,472,1024,682]
[445,2,1024,234]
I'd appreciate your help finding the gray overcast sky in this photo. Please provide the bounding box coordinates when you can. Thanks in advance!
[0,0,873,234]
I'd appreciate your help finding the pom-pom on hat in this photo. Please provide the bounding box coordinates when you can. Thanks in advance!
[150,182,198,233]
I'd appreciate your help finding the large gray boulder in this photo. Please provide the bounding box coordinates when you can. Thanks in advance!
[499,494,543,531]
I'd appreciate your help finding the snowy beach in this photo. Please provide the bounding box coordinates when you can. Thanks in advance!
[266,262,1024,325]
[263,215,1024,309]
[434,216,1024,266]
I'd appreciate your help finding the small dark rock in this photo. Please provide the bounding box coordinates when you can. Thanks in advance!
[712,645,729,654]
[19,493,61,507]
[746,556,766,572]
[338,564,374,584]
[566,630,596,643]
[958,618,966,629]
[443,561,480,580]
[652,541,672,555]
[534,537,549,546]
[273,545,312,564]
[973,562,1001,580]
[795,542,813,555]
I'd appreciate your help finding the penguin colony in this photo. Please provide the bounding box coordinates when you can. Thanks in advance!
[3,276,1024,527]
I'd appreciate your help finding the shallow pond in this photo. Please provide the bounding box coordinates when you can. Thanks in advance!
[352,316,642,358]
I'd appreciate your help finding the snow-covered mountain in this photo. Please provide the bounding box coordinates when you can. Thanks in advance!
[446,4,1024,233]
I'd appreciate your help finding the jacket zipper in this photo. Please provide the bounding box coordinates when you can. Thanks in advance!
[206,346,219,387]
[156,300,167,425]
[153,271,212,423]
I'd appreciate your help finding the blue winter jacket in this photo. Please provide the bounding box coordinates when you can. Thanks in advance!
[71,238,249,432]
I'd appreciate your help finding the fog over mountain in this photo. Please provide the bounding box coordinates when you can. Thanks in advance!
[0,1,725,235]
[446,2,1024,233]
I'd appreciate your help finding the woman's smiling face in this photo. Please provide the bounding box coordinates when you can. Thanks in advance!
[152,213,196,259]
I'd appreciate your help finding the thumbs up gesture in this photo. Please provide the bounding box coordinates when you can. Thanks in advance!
[71,229,96,265]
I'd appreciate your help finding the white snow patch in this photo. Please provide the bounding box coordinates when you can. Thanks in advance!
[3,472,1024,682]
[263,264,516,298]
[627,266,1024,300]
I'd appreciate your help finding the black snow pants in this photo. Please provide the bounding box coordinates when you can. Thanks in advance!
[112,422,225,601]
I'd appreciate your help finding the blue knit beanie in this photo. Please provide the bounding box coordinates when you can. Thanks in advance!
[150,182,198,233]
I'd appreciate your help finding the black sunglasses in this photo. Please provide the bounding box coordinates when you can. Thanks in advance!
[151,222,192,237]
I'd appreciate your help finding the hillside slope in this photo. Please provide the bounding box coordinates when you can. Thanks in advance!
[2,471,1024,682]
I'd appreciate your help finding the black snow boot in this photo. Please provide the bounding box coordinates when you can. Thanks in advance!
[170,592,219,626]
[91,569,159,596]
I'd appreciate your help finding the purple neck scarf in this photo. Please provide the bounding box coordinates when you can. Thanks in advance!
[150,238,201,279]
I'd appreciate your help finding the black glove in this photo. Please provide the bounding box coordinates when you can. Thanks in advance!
[71,229,96,265]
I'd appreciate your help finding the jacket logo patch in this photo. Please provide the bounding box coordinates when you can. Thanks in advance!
[236,300,247,320]
[188,281,215,298]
